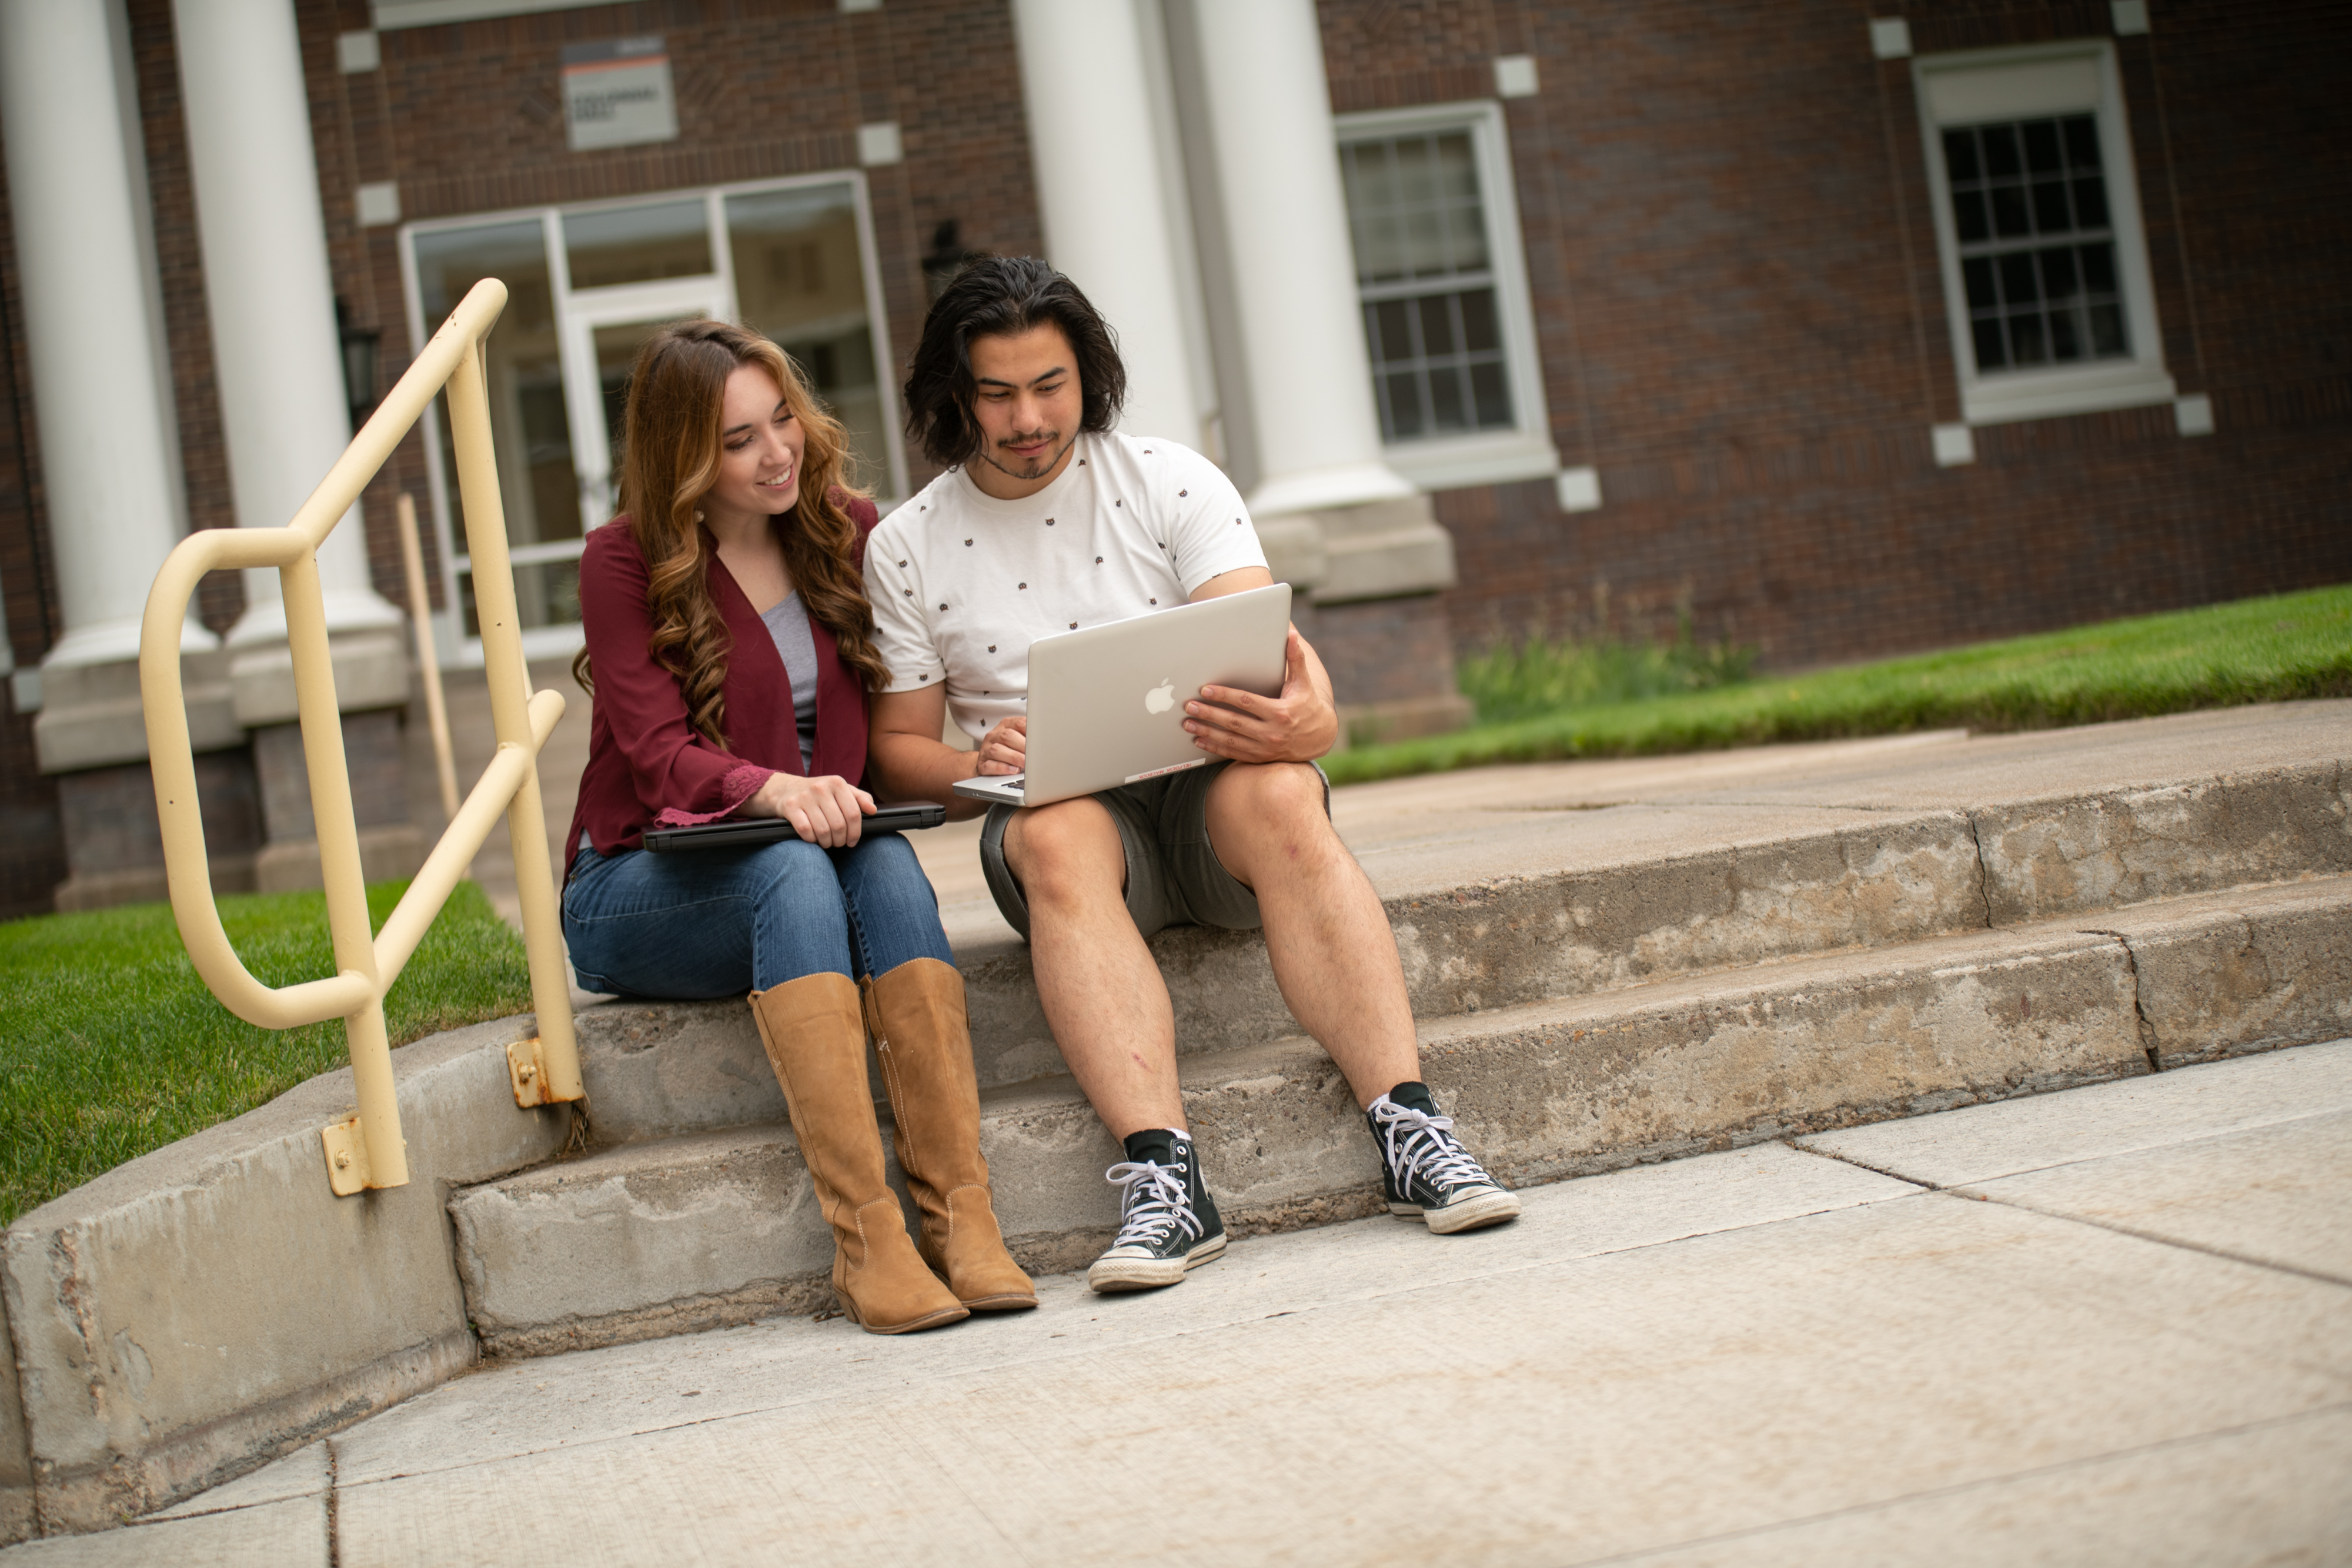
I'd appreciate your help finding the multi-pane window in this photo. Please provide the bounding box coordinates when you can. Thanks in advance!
[402,176,900,656]
[1943,115,2127,372]
[1915,42,2173,427]
[1340,131,1514,442]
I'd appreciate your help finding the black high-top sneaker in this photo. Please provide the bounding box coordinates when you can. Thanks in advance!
[1086,1128,1227,1292]
[1366,1083,1522,1234]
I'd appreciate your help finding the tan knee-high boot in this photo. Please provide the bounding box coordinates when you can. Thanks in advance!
[748,973,968,1335]
[862,958,1037,1310]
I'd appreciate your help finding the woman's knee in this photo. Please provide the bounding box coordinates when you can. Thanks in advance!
[839,830,938,910]
[745,834,842,895]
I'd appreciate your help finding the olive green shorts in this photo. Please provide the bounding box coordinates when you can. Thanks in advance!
[978,760,1331,942]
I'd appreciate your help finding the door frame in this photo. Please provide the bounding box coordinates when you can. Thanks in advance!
[559,278,733,534]
[399,171,904,667]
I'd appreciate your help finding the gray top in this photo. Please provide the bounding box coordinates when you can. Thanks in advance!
[760,591,820,773]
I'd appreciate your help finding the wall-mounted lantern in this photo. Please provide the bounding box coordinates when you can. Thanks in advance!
[337,297,382,432]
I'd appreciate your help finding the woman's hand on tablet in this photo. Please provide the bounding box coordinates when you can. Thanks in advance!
[738,771,876,847]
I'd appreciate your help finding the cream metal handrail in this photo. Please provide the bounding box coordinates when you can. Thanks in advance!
[140,278,583,1196]
[396,492,462,831]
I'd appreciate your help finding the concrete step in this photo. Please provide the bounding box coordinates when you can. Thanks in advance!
[568,754,2352,1148]
[449,875,2351,1359]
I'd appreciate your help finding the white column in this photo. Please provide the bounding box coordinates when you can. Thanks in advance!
[1186,0,1414,519]
[173,0,400,644]
[1011,0,1204,447]
[0,0,212,670]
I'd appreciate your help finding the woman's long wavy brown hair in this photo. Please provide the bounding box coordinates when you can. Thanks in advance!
[573,319,888,751]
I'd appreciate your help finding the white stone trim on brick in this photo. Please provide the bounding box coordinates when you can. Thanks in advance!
[355,181,400,228]
[856,121,901,166]
[1556,466,1603,512]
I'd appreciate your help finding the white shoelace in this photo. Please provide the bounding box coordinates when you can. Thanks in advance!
[1368,1100,1491,1195]
[1104,1159,1202,1250]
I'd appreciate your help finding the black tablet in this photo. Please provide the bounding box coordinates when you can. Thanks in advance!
[641,801,947,852]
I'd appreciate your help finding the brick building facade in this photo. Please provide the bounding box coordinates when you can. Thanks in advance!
[1344,0,2351,664]
[0,0,2343,918]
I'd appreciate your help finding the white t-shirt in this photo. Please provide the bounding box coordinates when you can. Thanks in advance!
[865,431,1268,740]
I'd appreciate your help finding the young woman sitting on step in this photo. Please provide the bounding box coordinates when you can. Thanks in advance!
[561,317,1032,1335]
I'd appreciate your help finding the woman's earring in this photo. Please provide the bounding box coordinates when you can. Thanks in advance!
[693,509,704,523]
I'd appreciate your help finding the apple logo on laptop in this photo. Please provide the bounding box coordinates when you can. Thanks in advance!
[1145,678,1176,714]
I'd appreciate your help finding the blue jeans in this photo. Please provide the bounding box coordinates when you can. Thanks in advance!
[563,832,955,998]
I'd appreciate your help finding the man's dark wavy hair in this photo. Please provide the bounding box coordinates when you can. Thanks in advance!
[903,255,1127,467]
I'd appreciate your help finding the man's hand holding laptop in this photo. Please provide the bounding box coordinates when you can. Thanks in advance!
[1181,622,1338,766]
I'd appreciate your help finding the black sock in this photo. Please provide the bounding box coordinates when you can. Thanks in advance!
[1122,1126,1187,1164]
[1383,1081,1438,1115]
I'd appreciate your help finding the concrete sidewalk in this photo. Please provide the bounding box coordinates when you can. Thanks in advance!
[19,1037,2348,1566]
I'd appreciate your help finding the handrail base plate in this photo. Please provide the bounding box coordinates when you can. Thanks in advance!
[322,1116,371,1196]
[509,1038,552,1108]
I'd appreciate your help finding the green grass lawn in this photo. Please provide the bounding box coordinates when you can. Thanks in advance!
[0,878,531,1225]
[1326,585,2352,787]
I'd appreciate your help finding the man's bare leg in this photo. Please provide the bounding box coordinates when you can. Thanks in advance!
[1202,761,1419,1107]
[1202,761,1518,1235]
[1001,798,1186,1139]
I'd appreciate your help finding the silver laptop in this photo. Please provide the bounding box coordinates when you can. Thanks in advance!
[951,582,1292,808]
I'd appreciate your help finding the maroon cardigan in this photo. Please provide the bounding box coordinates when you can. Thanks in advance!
[565,494,880,867]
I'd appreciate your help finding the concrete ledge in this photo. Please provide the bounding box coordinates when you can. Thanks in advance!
[450,1125,831,1360]
[34,653,240,775]
[2089,881,2352,1068]
[0,1014,569,1536]
[1977,765,2350,924]
[572,1002,786,1147]
[1302,496,1458,604]
[567,765,2348,1147]
[577,810,2001,1136]
[1,1288,29,1545]
[449,883,2352,1364]
[1253,514,1327,589]
[228,633,410,728]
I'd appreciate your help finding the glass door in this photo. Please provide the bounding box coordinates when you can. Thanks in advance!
[559,280,731,533]
[402,173,903,663]
[411,215,590,653]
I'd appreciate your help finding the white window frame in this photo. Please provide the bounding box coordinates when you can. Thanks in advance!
[1334,100,1559,491]
[397,169,903,666]
[1915,39,2174,427]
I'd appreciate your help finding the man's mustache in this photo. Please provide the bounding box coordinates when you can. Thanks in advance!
[998,428,1055,447]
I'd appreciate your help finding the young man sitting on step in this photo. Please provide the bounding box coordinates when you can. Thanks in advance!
[863,256,1520,1294]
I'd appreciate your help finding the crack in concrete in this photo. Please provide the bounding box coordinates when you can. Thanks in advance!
[1966,812,1997,930]
[2082,929,2163,1072]
[1782,1139,1942,1190]
[1965,1189,2352,1290]
[325,1440,341,1568]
